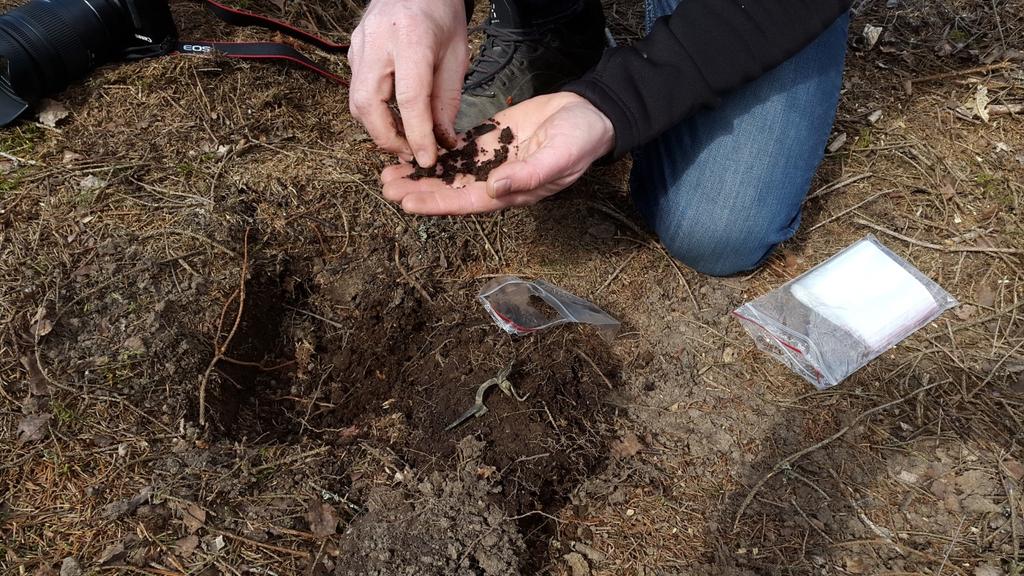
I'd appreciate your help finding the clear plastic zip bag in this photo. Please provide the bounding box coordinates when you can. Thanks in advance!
[478,277,620,340]
[734,235,958,389]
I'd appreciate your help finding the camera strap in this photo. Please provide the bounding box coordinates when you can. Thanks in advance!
[174,0,349,85]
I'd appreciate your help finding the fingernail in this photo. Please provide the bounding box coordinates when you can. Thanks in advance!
[490,179,511,198]
[416,149,434,164]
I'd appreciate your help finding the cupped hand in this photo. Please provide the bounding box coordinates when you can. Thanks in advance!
[381,92,615,215]
[348,0,468,166]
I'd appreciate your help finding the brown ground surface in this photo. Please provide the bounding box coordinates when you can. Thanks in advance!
[2,1,1023,575]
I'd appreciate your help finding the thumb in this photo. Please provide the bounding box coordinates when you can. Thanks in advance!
[486,142,565,199]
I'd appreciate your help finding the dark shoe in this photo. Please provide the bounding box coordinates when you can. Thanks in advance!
[455,0,607,132]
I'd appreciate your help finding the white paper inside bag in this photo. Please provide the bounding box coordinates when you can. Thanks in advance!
[790,240,940,351]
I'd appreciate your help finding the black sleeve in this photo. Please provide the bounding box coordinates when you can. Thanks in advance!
[563,0,852,158]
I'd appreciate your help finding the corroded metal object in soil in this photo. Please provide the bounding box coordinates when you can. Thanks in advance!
[445,361,526,431]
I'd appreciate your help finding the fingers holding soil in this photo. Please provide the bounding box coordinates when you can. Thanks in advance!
[407,121,517,186]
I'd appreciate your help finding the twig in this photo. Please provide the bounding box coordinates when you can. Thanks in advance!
[219,356,296,372]
[989,104,1023,116]
[394,244,434,303]
[252,446,329,473]
[574,347,613,390]
[807,173,874,201]
[909,61,1014,84]
[214,529,311,558]
[198,227,250,426]
[966,338,1024,399]
[854,218,1023,255]
[100,566,184,576]
[471,215,500,264]
[998,460,1021,570]
[733,380,943,531]
[807,189,893,232]
[594,251,639,296]
[0,151,38,165]
[142,228,238,257]
[285,305,347,330]
[936,516,966,576]
[791,498,833,543]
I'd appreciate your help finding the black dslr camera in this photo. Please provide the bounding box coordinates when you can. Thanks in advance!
[0,0,177,126]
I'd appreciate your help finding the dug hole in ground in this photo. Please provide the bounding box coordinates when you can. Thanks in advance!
[1,0,1022,574]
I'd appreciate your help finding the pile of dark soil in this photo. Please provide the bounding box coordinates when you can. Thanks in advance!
[408,121,515,185]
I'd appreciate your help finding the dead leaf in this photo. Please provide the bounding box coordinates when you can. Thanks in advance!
[862,24,883,49]
[202,534,226,554]
[62,150,85,164]
[20,355,50,396]
[59,557,81,576]
[16,413,51,443]
[564,552,591,576]
[79,175,106,192]
[305,501,339,538]
[174,534,199,556]
[180,502,206,534]
[101,486,153,519]
[938,174,957,200]
[722,347,738,363]
[37,99,69,128]
[123,336,146,353]
[954,304,977,320]
[781,249,803,274]
[975,284,996,308]
[974,564,1005,576]
[966,85,991,122]
[30,318,54,339]
[96,542,125,564]
[610,432,642,459]
[1002,459,1024,481]
[844,555,867,574]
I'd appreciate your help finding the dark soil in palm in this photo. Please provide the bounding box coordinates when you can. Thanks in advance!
[409,122,516,185]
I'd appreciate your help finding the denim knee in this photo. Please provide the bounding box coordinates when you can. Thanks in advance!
[658,218,786,277]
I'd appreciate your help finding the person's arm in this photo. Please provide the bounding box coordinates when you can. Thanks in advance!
[563,0,852,158]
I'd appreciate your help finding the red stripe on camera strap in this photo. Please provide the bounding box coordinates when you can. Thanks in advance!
[201,0,349,53]
[174,41,346,85]
[174,0,349,85]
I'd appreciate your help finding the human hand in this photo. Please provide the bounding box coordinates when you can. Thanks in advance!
[348,0,468,166]
[380,92,615,215]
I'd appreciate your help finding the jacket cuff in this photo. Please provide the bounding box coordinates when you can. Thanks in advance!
[563,74,638,161]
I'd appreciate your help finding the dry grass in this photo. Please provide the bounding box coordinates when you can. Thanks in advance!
[1,0,1022,575]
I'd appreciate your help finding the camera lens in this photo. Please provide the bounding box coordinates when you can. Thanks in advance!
[0,0,132,118]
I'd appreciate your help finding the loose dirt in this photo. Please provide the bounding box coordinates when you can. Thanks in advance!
[1,0,1022,575]
[409,121,515,184]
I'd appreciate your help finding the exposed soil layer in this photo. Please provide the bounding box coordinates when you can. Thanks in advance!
[409,121,515,184]
[202,239,620,571]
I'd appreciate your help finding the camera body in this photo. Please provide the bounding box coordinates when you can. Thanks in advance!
[0,0,178,125]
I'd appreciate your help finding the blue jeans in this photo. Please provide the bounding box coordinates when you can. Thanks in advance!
[631,1,849,276]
